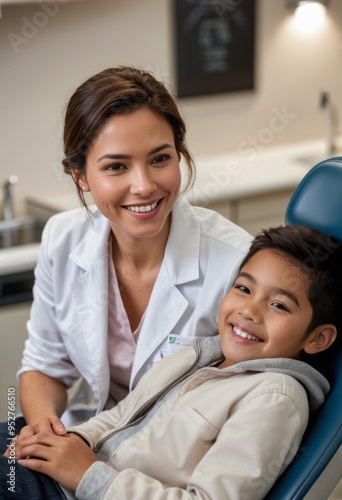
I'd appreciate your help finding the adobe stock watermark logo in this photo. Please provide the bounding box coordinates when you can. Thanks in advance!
[189,106,296,206]
[7,1,71,54]
[237,106,296,162]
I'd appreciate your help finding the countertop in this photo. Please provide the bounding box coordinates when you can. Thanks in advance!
[0,243,40,276]
[186,138,331,204]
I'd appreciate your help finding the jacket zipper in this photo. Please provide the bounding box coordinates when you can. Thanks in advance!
[93,342,202,452]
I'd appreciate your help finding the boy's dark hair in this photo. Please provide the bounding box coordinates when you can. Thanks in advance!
[239,225,342,367]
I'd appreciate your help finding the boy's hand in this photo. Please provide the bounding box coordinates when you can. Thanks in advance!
[16,432,98,492]
[3,416,66,458]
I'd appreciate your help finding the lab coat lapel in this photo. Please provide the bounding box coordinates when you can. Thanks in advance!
[131,264,189,379]
[131,198,200,384]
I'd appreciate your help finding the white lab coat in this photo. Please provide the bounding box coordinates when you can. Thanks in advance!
[18,197,252,424]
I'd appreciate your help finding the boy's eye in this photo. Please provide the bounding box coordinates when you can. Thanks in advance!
[271,301,290,312]
[234,284,250,294]
[151,154,170,164]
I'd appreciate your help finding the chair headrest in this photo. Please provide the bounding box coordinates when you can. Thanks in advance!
[286,157,342,243]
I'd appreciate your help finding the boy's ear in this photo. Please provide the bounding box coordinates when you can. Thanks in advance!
[304,325,337,354]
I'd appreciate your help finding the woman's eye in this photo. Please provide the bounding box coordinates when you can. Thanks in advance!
[151,154,170,165]
[104,163,125,171]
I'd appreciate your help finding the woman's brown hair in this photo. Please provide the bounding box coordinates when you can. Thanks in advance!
[62,66,195,208]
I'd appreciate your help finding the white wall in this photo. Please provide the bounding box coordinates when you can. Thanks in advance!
[1,0,342,214]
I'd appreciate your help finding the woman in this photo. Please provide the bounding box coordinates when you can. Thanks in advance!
[6,66,252,442]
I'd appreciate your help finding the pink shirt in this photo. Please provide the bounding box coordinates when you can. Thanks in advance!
[105,240,144,409]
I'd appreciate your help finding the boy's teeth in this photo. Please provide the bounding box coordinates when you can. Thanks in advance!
[233,326,261,342]
[126,201,158,213]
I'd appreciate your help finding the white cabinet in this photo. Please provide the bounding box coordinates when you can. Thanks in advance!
[0,302,30,420]
[199,187,294,235]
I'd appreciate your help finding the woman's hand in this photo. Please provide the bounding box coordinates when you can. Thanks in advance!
[3,416,66,458]
[16,432,98,492]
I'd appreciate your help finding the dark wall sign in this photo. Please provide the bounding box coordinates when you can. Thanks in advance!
[174,0,256,98]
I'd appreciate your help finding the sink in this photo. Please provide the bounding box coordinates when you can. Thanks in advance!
[0,216,46,249]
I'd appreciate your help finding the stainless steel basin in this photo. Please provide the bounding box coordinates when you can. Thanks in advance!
[0,216,46,249]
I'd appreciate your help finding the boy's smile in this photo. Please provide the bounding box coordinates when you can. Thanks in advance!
[218,249,315,368]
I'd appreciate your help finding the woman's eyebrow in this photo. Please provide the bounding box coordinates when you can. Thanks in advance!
[97,143,174,163]
[97,153,129,162]
[148,143,174,156]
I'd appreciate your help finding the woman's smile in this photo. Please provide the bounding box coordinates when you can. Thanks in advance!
[124,200,160,214]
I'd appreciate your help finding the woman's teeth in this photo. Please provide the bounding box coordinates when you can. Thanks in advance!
[233,326,261,342]
[126,201,158,213]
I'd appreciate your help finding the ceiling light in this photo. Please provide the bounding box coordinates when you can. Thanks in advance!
[286,1,329,33]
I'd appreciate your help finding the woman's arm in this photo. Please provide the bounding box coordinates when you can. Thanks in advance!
[3,372,67,458]
[17,215,84,432]
[19,371,68,429]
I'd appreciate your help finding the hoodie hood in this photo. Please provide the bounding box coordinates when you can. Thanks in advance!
[194,336,330,412]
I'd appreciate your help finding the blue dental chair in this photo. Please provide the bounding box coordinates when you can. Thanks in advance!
[265,157,342,500]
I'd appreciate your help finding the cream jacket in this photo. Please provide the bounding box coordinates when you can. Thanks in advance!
[18,197,252,424]
[67,336,329,500]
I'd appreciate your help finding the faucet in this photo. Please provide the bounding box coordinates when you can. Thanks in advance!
[2,176,18,248]
[3,175,18,221]
[320,91,338,157]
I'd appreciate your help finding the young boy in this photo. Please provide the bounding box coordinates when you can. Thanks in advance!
[2,225,342,500]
